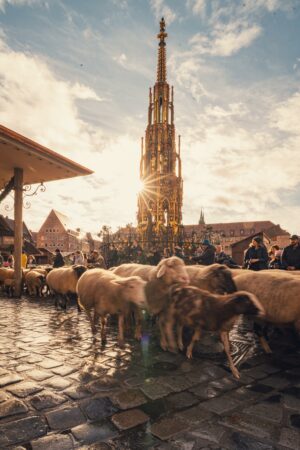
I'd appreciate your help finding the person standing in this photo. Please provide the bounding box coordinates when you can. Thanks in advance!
[7,251,14,268]
[74,250,84,265]
[244,236,268,271]
[281,235,300,271]
[21,250,28,269]
[53,248,65,268]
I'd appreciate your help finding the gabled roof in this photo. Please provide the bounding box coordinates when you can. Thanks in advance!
[38,209,69,232]
[0,214,33,240]
[231,231,271,247]
[52,210,69,229]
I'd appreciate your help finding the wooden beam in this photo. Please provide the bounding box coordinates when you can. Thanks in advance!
[0,176,14,203]
[14,168,23,297]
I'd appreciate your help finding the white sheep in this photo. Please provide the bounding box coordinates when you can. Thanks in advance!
[112,257,189,284]
[25,270,46,297]
[46,265,87,310]
[235,270,300,353]
[76,268,147,346]
[112,257,190,345]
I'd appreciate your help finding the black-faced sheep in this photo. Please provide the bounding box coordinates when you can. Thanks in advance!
[76,268,147,346]
[162,285,264,379]
[46,265,87,310]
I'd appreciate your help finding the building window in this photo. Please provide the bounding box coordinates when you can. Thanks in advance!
[240,229,244,235]
[230,230,235,237]
[250,228,255,234]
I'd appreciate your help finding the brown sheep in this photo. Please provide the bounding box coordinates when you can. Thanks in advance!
[235,271,300,352]
[25,270,46,297]
[186,264,237,294]
[162,285,264,379]
[77,268,147,346]
[46,265,87,310]
[0,267,14,290]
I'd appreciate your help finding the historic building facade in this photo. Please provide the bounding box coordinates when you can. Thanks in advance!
[137,18,183,247]
[36,209,100,254]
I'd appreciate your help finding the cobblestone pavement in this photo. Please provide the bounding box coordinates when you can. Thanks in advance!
[0,296,299,450]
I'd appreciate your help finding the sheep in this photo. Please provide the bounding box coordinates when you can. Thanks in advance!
[0,268,14,291]
[46,265,87,311]
[76,268,147,346]
[3,278,16,297]
[186,264,237,294]
[162,285,264,379]
[25,270,46,297]
[112,257,190,344]
[235,271,300,353]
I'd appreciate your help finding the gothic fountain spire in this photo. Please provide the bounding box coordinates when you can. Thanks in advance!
[157,17,168,82]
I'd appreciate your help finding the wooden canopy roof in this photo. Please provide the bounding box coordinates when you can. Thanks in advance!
[0,124,93,188]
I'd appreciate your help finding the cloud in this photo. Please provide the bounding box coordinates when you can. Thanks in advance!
[0,34,142,233]
[187,0,207,17]
[0,0,44,12]
[113,53,128,68]
[150,0,176,25]
[189,21,262,57]
[270,92,300,134]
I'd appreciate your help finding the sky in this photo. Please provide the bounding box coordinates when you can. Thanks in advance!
[0,0,300,235]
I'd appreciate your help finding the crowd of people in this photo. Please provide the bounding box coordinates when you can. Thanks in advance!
[1,234,299,272]
[49,233,300,271]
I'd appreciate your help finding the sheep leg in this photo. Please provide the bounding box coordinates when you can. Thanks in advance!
[100,316,107,342]
[165,318,177,353]
[158,314,168,351]
[133,308,142,341]
[76,296,82,313]
[177,323,184,351]
[220,331,240,379]
[186,328,201,359]
[259,336,272,354]
[118,314,125,348]
[254,323,272,354]
[85,309,97,334]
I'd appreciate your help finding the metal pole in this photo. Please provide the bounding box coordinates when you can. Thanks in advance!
[14,167,23,297]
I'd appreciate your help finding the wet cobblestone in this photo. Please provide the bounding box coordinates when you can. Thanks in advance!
[0,296,300,449]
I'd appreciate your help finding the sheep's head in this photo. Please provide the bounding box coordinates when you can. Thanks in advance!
[156,256,190,286]
[112,276,147,307]
[231,291,264,317]
[204,264,237,294]
[73,265,87,279]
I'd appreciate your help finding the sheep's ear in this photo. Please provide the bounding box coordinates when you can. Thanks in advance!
[111,278,127,286]
[157,264,166,278]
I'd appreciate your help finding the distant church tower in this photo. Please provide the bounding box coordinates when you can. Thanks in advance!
[137,18,183,247]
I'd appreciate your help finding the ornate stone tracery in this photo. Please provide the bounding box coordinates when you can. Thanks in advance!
[137,18,183,247]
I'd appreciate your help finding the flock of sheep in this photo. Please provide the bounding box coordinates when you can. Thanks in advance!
[0,258,299,379]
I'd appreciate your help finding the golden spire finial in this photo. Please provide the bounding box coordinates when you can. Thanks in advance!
[157,17,168,82]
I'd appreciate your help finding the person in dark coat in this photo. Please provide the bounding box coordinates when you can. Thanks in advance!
[281,235,300,271]
[215,244,239,268]
[53,248,65,268]
[192,239,215,265]
[244,236,268,271]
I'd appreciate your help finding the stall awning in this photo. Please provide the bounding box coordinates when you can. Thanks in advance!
[0,124,93,187]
